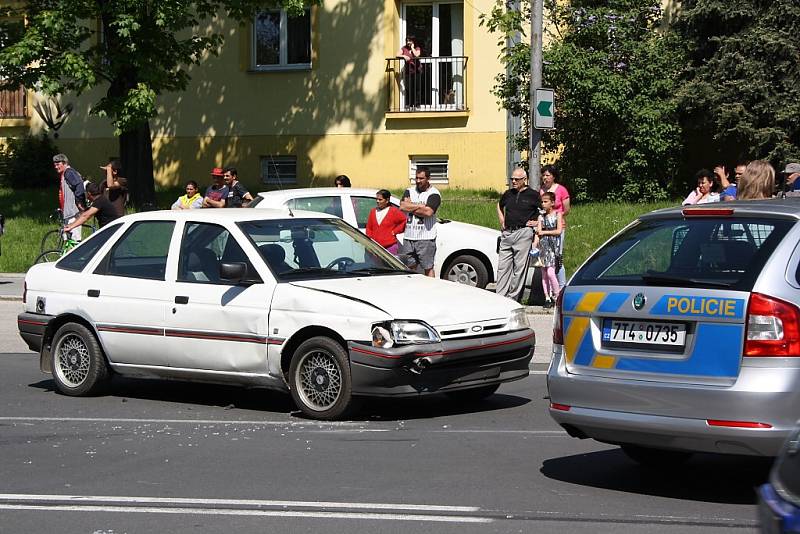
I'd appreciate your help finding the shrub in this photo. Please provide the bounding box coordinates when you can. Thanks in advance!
[0,133,59,189]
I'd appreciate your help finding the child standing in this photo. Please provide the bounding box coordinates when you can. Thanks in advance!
[534,191,563,308]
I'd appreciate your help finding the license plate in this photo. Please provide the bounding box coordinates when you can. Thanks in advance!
[602,319,686,347]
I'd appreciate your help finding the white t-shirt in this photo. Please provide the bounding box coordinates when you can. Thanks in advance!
[402,186,441,240]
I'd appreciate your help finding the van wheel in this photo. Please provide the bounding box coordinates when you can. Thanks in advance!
[446,384,500,402]
[51,322,109,396]
[621,444,693,469]
[444,255,489,288]
[289,336,353,420]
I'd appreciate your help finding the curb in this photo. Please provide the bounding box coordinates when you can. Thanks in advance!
[0,296,22,302]
[0,273,25,278]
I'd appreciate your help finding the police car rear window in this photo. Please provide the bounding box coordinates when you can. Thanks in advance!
[571,218,793,291]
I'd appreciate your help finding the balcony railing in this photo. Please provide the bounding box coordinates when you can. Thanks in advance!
[0,86,26,119]
[386,56,468,113]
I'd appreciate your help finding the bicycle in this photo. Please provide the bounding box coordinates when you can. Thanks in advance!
[35,234,80,264]
[40,209,95,254]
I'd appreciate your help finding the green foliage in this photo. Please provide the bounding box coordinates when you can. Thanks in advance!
[0,1,319,134]
[481,0,685,202]
[674,0,800,167]
[0,134,60,189]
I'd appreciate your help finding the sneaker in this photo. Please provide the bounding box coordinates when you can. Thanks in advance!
[543,299,553,309]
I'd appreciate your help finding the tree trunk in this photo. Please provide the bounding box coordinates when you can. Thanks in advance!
[119,121,156,209]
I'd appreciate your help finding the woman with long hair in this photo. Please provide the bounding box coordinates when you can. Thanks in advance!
[737,160,775,200]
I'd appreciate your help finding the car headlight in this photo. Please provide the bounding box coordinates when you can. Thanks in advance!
[507,308,530,330]
[371,320,440,347]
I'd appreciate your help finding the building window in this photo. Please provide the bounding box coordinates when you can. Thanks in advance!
[260,156,297,185]
[253,9,311,70]
[410,156,448,185]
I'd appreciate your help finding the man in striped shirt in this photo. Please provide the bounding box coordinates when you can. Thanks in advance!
[398,167,441,277]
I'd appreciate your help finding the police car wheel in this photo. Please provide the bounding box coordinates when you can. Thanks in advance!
[621,444,693,469]
[444,255,489,289]
[51,322,110,396]
[289,336,354,420]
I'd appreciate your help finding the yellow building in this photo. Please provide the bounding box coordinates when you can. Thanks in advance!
[0,1,512,192]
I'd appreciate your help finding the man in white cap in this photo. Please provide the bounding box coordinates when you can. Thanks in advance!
[783,162,800,192]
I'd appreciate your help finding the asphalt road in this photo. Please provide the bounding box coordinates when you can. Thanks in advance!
[0,300,767,533]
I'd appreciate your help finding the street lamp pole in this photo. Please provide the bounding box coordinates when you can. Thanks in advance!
[529,0,544,190]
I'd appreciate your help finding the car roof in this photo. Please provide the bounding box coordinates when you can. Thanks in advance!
[112,208,338,223]
[256,187,398,200]
[641,197,800,221]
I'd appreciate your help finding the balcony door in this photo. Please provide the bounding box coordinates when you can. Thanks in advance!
[401,2,464,110]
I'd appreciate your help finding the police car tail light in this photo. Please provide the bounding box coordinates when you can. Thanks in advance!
[553,289,565,345]
[744,293,800,357]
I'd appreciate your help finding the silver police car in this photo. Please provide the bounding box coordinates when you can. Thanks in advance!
[548,200,800,466]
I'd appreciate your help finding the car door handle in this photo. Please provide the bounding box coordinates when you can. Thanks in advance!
[175,296,189,304]
[87,289,100,298]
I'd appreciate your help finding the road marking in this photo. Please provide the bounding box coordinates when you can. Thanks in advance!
[0,504,492,523]
[0,494,490,523]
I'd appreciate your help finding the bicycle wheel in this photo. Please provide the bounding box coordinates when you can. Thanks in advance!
[80,224,96,238]
[35,250,62,264]
[40,229,64,253]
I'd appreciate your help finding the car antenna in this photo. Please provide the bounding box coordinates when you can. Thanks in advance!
[268,154,293,217]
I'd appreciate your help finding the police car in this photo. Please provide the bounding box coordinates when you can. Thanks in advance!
[548,201,800,466]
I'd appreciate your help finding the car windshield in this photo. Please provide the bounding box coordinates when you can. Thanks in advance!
[571,216,794,291]
[238,218,411,281]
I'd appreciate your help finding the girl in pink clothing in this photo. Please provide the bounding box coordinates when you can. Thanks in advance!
[534,192,563,308]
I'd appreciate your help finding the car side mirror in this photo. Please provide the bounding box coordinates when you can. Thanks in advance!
[220,262,249,285]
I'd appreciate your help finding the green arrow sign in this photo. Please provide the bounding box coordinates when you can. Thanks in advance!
[534,88,555,129]
[536,100,552,117]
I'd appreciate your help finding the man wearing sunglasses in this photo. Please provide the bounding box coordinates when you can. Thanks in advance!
[496,168,541,300]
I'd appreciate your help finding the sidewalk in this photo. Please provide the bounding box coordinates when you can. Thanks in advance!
[0,273,23,301]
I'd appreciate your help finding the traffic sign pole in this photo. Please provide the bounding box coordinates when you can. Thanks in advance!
[529,0,544,190]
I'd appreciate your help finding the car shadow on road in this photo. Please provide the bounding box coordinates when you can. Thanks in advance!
[540,448,772,505]
[344,393,531,422]
[29,377,295,415]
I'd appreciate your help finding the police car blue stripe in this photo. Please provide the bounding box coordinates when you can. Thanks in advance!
[572,327,596,366]
[598,292,629,313]
[563,291,582,312]
[614,323,743,377]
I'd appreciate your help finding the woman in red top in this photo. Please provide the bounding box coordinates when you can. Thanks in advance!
[366,189,406,255]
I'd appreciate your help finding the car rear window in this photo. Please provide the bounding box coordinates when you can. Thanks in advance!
[571,217,794,291]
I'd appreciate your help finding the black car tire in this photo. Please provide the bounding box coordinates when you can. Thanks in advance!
[289,336,354,420]
[443,254,489,289]
[51,322,110,396]
[621,444,693,469]
[445,384,500,402]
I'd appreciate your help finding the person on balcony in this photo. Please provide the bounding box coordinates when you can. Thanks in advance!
[398,36,423,110]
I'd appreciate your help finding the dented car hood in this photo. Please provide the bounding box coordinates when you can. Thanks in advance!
[290,274,519,325]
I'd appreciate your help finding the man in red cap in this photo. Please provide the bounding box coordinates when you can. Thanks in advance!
[202,167,229,208]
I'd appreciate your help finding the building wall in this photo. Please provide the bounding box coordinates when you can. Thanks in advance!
[20,0,508,192]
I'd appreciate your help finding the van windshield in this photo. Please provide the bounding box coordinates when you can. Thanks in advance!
[571,217,794,291]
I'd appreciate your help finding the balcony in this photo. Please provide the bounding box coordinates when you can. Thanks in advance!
[385,56,468,113]
[0,86,26,119]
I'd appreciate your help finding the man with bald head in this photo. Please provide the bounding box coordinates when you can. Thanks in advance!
[495,168,541,300]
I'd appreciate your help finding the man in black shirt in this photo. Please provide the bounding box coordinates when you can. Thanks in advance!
[495,168,541,299]
[223,167,254,208]
[64,182,122,233]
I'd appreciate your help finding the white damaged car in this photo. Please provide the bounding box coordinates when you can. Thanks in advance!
[18,209,534,419]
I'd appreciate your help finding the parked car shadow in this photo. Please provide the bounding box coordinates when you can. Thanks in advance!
[541,448,772,505]
[30,377,529,420]
[29,376,295,415]
[343,392,531,422]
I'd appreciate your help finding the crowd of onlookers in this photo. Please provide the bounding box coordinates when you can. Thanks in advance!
[682,159,800,205]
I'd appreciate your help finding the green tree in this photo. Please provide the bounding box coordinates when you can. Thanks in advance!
[674,0,800,168]
[482,0,685,201]
[0,1,316,207]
